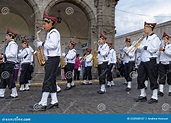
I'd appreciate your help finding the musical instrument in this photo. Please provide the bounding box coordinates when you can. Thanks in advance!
[33,28,46,66]
[92,42,98,68]
[60,44,66,69]
[124,36,145,55]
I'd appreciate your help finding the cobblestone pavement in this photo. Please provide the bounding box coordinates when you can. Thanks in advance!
[0,78,171,114]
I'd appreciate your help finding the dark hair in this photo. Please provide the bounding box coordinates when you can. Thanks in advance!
[8,34,15,39]
[76,54,80,58]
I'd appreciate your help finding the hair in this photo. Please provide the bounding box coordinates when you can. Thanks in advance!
[8,34,15,39]
[76,54,80,58]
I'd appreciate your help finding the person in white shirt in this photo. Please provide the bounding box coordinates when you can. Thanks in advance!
[96,33,109,94]
[82,48,93,85]
[0,29,18,99]
[28,45,34,86]
[158,32,171,96]
[135,22,161,104]
[106,42,116,87]
[123,38,136,92]
[30,13,61,111]
[64,40,76,90]
[18,38,32,91]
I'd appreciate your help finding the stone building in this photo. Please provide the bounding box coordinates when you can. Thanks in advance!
[0,0,119,80]
[114,20,171,54]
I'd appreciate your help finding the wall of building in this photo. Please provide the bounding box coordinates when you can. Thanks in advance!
[114,20,171,54]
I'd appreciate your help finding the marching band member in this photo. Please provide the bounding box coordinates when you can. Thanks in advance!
[28,45,34,86]
[64,40,76,90]
[18,38,32,91]
[0,29,18,99]
[123,38,135,92]
[30,13,61,111]
[82,48,93,85]
[135,22,161,104]
[106,42,116,87]
[158,32,171,96]
[96,33,109,94]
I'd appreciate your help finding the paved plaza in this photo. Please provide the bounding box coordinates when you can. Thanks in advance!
[0,78,171,114]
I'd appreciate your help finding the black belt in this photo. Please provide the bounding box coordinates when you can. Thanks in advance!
[47,56,60,59]
[6,61,15,64]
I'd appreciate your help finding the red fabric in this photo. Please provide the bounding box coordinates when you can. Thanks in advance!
[43,13,57,22]
[74,58,81,69]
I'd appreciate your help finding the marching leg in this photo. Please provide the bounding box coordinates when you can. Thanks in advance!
[47,93,59,109]
[0,89,5,98]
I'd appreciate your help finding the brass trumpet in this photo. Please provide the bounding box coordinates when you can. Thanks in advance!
[124,36,145,55]
[92,42,98,68]
[60,44,66,69]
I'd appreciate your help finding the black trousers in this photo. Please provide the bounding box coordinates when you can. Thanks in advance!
[28,64,34,80]
[19,63,30,85]
[84,66,92,80]
[64,63,74,83]
[98,62,108,85]
[0,62,15,89]
[74,69,80,80]
[137,58,158,90]
[107,63,114,81]
[42,56,60,93]
[124,61,134,82]
[158,62,171,85]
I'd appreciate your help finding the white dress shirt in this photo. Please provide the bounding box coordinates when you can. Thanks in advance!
[138,33,161,62]
[85,54,93,67]
[4,39,18,63]
[97,43,109,64]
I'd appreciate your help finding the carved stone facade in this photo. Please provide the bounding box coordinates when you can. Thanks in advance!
[0,0,118,80]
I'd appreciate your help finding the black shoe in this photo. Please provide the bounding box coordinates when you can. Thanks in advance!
[125,87,131,92]
[81,83,87,85]
[97,90,106,94]
[123,83,127,85]
[47,103,59,109]
[145,87,147,90]
[168,92,171,96]
[29,104,46,111]
[148,98,158,104]
[88,83,92,85]
[64,87,71,90]
[134,96,147,102]
[57,90,61,93]
[0,96,4,99]
[158,91,164,97]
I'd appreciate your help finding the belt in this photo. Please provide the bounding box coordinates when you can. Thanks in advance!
[6,61,15,64]
[47,56,60,59]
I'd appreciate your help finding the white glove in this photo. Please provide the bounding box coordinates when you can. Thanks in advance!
[62,53,66,56]
[19,49,22,53]
[36,41,43,47]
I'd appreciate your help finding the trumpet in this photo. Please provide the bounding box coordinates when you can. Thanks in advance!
[34,28,46,66]
[124,35,145,55]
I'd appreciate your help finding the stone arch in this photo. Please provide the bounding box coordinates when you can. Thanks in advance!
[44,0,97,48]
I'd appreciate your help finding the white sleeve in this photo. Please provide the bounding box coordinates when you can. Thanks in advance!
[147,36,160,54]
[5,43,18,58]
[113,50,117,64]
[18,49,27,59]
[164,45,171,56]
[44,31,60,50]
[66,50,76,60]
[100,45,109,56]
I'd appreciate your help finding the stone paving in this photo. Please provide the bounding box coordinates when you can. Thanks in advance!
[0,78,171,114]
